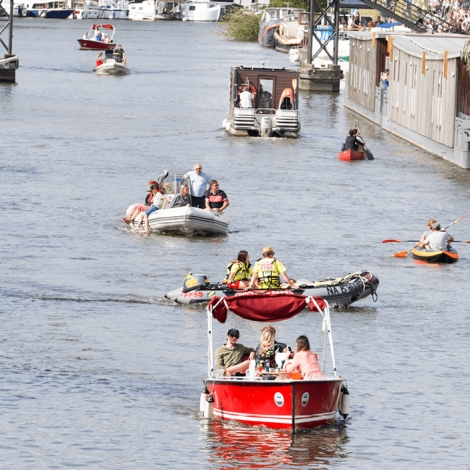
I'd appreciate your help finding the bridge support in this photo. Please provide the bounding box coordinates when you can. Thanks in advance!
[0,0,19,82]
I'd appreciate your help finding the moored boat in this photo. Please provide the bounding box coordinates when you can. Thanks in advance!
[222,66,301,138]
[411,246,459,263]
[166,270,379,307]
[273,10,308,53]
[258,7,304,48]
[178,0,220,22]
[26,1,74,18]
[338,148,366,161]
[201,294,349,430]
[78,23,116,50]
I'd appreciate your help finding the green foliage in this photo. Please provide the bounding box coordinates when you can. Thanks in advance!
[219,9,261,42]
[268,0,328,11]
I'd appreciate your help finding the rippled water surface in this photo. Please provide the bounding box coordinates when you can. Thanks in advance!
[2,18,470,469]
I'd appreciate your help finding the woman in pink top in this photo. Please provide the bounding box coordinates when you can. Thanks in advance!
[283,335,324,380]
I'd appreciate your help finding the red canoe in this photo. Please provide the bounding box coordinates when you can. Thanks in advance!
[338,148,366,161]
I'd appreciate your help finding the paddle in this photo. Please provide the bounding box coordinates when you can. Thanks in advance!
[356,123,374,160]
[384,239,470,243]
[392,214,470,258]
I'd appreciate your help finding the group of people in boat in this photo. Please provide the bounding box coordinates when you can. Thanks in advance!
[223,247,298,290]
[237,82,296,110]
[96,45,127,67]
[215,326,324,380]
[418,219,454,251]
[121,164,229,232]
[83,28,112,43]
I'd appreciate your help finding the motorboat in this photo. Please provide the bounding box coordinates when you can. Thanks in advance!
[273,10,308,53]
[128,0,155,20]
[26,1,75,18]
[222,66,301,138]
[99,0,129,19]
[94,55,130,75]
[124,177,229,235]
[411,246,459,263]
[155,0,179,20]
[178,0,220,22]
[338,148,366,161]
[3,1,27,17]
[78,23,116,50]
[201,293,350,430]
[166,270,379,307]
[258,7,304,48]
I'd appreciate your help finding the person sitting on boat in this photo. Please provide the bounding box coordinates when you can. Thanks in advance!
[183,163,211,209]
[224,250,253,289]
[420,218,437,243]
[246,247,298,290]
[95,31,103,41]
[239,86,254,109]
[82,31,89,39]
[278,88,295,110]
[133,187,168,232]
[215,328,255,377]
[103,34,110,43]
[114,45,126,65]
[205,180,229,213]
[122,181,159,225]
[344,129,365,152]
[418,221,454,251]
[259,85,272,109]
[168,184,191,208]
[283,335,324,380]
[255,326,287,374]
[96,52,104,67]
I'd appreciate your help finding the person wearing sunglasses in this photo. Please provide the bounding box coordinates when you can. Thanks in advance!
[183,164,211,209]
[205,180,229,213]
[215,328,255,377]
[247,247,298,290]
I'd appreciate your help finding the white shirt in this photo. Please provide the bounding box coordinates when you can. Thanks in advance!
[240,90,253,108]
[424,231,451,251]
[184,171,211,197]
[152,192,166,209]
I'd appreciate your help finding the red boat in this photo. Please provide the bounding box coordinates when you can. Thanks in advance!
[202,292,349,431]
[78,24,116,51]
[338,148,366,161]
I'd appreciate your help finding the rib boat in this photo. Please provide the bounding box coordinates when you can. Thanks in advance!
[166,270,379,307]
[200,294,350,431]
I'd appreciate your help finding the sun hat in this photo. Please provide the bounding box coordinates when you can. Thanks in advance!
[262,247,274,255]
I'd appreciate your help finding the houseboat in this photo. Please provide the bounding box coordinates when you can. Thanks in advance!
[258,7,304,48]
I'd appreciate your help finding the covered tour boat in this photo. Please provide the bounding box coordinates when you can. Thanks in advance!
[166,270,379,307]
[411,246,459,263]
[222,66,301,138]
[124,173,229,236]
[201,293,349,431]
[26,1,74,18]
[94,50,130,75]
[78,24,116,51]
[338,148,366,161]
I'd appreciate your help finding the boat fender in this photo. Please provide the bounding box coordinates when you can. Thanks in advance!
[203,394,214,419]
[199,383,209,413]
[225,120,231,132]
[222,118,227,129]
[339,385,350,419]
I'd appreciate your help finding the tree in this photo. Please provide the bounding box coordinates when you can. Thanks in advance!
[219,9,261,42]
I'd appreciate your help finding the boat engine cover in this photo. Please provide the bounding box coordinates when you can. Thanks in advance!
[260,116,273,137]
[183,273,210,292]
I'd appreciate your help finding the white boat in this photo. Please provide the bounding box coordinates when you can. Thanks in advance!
[4,1,28,16]
[178,0,220,22]
[128,0,156,20]
[99,0,129,19]
[94,56,130,74]
[78,0,102,18]
[26,1,75,18]
[155,0,179,20]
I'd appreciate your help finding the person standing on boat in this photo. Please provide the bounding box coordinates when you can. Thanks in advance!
[247,247,297,290]
[215,328,255,377]
[344,129,365,152]
[418,222,454,251]
[205,180,229,213]
[183,164,211,209]
[224,250,252,289]
[168,184,191,208]
[114,45,126,65]
[239,86,254,108]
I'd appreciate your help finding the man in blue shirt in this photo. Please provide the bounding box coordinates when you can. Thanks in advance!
[183,164,211,209]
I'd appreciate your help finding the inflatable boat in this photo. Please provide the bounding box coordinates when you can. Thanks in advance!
[165,270,379,307]
[411,246,459,263]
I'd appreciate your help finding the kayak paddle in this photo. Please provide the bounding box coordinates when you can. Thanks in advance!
[384,239,470,243]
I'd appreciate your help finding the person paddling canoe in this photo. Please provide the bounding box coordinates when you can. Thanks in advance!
[418,221,454,251]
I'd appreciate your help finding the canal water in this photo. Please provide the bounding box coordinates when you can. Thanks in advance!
[2,18,470,469]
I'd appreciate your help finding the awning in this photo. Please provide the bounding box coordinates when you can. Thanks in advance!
[93,24,115,30]
[208,292,327,324]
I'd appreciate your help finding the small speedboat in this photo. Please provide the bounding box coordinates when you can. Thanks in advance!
[201,293,350,430]
[78,23,116,51]
[166,270,379,307]
[411,246,459,263]
[94,57,130,75]
[338,148,366,161]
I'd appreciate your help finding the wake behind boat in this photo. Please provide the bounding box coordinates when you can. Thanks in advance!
[166,270,379,307]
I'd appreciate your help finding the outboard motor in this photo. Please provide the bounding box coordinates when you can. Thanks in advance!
[182,272,210,293]
[260,116,273,137]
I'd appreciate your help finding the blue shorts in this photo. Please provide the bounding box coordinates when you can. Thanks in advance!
[145,206,159,217]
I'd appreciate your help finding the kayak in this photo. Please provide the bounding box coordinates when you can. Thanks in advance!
[338,149,366,161]
[165,270,379,307]
[411,246,459,263]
